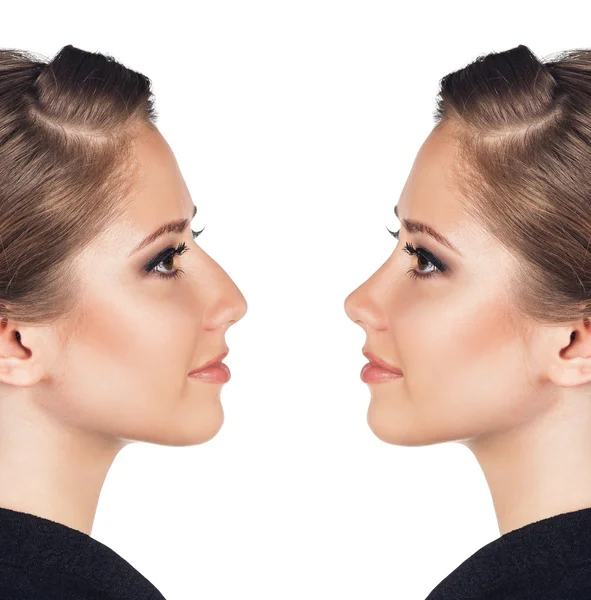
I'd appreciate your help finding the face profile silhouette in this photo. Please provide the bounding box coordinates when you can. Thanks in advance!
[0,42,250,599]
[346,43,591,599]
[0,45,247,542]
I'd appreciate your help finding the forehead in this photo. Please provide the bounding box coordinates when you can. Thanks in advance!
[80,125,195,256]
[397,124,485,255]
[101,126,194,245]
[126,126,192,214]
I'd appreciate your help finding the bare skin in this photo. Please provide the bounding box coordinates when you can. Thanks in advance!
[344,120,591,536]
[0,124,247,536]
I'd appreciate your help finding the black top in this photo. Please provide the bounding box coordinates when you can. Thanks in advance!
[425,506,591,599]
[0,506,166,599]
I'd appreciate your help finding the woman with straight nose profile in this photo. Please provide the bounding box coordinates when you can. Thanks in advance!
[0,44,247,599]
[345,44,591,599]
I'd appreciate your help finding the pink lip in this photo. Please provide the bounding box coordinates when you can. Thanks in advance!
[188,351,231,384]
[188,351,229,375]
[188,363,230,384]
[360,349,403,384]
[361,350,402,375]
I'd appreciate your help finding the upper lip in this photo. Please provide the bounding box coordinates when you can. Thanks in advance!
[362,349,403,375]
[189,350,229,374]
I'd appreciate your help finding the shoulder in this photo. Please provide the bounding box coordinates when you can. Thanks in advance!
[0,561,54,599]
[538,561,591,599]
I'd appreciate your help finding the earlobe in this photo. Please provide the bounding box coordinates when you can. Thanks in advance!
[546,359,591,389]
[550,320,591,388]
[0,325,48,388]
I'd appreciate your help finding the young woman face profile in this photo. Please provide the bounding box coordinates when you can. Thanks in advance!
[345,121,525,443]
[344,120,544,449]
[0,46,247,536]
[0,122,248,532]
[40,123,247,449]
[344,45,591,538]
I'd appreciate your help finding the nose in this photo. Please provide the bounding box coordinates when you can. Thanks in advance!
[199,251,248,331]
[230,287,248,327]
[344,274,388,332]
[214,284,248,332]
[344,285,366,328]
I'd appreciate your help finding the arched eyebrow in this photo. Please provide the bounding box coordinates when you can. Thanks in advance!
[129,205,197,257]
[394,204,461,256]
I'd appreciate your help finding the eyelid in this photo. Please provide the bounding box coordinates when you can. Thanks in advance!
[386,225,448,273]
[393,205,461,257]
[145,245,179,272]
[408,242,445,271]
[143,228,204,273]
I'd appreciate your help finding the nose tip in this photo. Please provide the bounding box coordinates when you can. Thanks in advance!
[235,291,248,322]
[344,290,359,324]
[224,289,247,330]
[344,286,384,333]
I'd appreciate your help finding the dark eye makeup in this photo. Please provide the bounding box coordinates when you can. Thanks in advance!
[144,227,204,280]
[386,226,447,280]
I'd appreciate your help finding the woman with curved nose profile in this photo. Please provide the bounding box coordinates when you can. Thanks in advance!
[345,44,591,599]
[0,44,246,598]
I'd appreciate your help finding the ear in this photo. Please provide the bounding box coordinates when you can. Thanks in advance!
[545,317,591,388]
[0,318,60,388]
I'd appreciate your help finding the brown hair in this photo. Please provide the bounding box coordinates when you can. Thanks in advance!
[0,44,157,338]
[433,44,591,329]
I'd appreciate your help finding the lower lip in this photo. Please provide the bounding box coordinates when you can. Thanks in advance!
[360,363,403,383]
[188,363,231,383]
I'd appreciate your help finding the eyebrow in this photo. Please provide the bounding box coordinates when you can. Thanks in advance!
[394,204,461,256]
[129,205,198,256]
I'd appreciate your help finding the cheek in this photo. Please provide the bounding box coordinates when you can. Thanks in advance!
[372,287,534,444]
[45,290,209,443]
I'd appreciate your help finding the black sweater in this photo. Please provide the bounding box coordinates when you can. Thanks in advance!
[425,505,591,599]
[4,502,591,599]
[0,506,166,599]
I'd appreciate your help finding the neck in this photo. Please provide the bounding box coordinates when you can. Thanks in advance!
[464,392,591,536]
[0,393,127,536]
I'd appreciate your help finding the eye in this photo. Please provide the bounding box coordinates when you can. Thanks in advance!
[145,228,204,280]
[386,226,447,280]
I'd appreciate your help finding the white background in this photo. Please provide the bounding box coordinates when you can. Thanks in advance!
[0,2,585,599]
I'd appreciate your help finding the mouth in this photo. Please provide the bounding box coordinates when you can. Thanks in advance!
[361,350,403,375]
[361,349,403,380]
[189,350,229,375]
[188,350,231,383]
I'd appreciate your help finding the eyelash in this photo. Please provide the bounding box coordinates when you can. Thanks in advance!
[145,228,204,280]
[386,226,447,280]
[146,226,448,281]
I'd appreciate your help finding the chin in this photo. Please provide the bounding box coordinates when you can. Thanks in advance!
[366,401,472,448]
[366,400,431,447]
[175,402,225,446]
[138,401,226,447]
